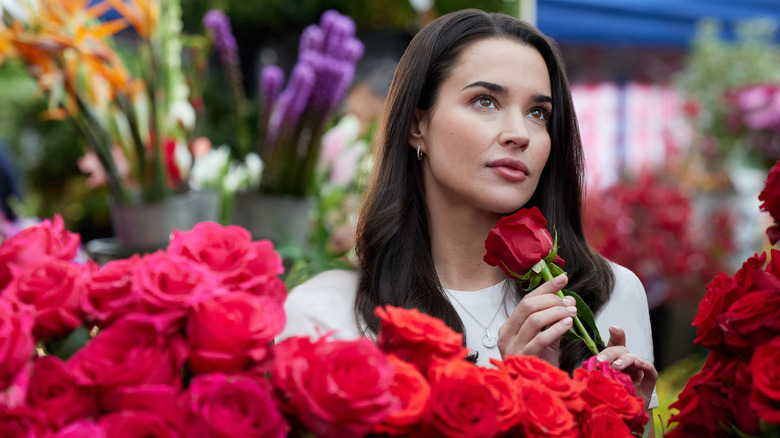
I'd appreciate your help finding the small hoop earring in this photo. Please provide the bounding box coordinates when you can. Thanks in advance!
[417,144,423,161]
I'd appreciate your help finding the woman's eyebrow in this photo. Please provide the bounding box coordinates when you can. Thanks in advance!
[533,94,553,104]
[462,81,508,94]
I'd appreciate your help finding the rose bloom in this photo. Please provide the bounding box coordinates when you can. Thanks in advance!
[372,354,430,436]
[751,335,780,423]
[692,272,738,349]
[581,356,635,397]
[422,358,501,438]
[132,251,218,332]
[27,356,98,429]
[483,206,565,277]
[582,405,633,437]
[482,367,522,432]
[512,380,577,438]
[493,355,585,413]
[0,214,80,289]
[375,305,467,374]
[187,292,285,374]
[2,258,91,340]
[0,299,34,395]
[69,315,187,408]
[54,420,106,438]
[722,289,780,349]
[574,368,648,434]
[167,222,284,289]
[82,254,141,327]
[272,335,396,438]
[0,405,51,437]
[184,373,287,438]
[99,410,180,438]
[759,157,780,244]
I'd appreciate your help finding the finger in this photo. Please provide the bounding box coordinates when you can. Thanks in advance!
[501,293,576,338]
[595,345,629,364]
[501,315,573,357]
[607,325,626,348]
[524,274,568,298]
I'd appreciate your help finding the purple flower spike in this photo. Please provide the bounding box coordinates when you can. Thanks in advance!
[203,10,240,67]
[299,24,324,55]
[267,63,316,142]
[260,65,285,114]
[340,38,365,64]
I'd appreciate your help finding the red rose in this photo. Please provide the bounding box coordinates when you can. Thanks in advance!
[422,359,501,438]
[733,252,770,296]
[99,410,180,438]
[574,368,647,434]
[112,384,185,430]
[375,305,467,374]
[581,356,636,396]
[750,335,780,423]
[493,355,585,413]
[513,380,577,438]
[27,356,98,429]
[69,315,187,408]
[483,206,565,277]
[54,420,106,438]
[184,373,287,438]
[56,421,104,437]
[582,405,633,437]
[759,158,780,244]
[132,251,218,332]
[272,335,395,438]
[0,405,51,437]
[0,361,30,410]
[82,254,141,327]
[722,290,780,349]
[167,222,284,290]
[186,292,285,374]
[482,367,522,432]
[2,258,90,340]
[372,354,430,437]
[692,272,738,348]
[0,214,80,289]
[0,299,34,397]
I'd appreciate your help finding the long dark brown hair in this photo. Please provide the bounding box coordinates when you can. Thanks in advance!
[354,9,614,372]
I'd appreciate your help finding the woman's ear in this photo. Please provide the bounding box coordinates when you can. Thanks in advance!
[408,108,428,149]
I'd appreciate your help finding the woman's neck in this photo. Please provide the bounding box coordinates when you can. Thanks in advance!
[428,203,507,291]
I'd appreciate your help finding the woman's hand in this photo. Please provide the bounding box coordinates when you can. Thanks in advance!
[497,274,577,367]
[596,326,658,409]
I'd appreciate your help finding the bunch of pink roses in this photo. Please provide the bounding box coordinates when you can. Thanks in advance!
[0,216,648,437]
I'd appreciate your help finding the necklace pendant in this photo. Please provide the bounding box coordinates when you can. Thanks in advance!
[482,331,497,348]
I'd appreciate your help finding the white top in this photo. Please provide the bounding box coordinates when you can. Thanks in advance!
[279,262,658,409]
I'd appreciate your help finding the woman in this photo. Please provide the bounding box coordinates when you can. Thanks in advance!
[280,8,658,417]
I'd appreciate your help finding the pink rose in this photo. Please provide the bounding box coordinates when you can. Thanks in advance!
[167,222,284,289]
[187,292,285,374]
[54,420,106,438]
[82,254,141,326]
[3,258,91,340]
[0,405,51,437]
[272,336,396,438]
[132,251,218,332]
[0,214,80,289]
[27,356,98,429]
[69,315,187,409]
[0,299,34,397]
[184,373,287,438]
[99,410,181,438]
[581,356,636,397]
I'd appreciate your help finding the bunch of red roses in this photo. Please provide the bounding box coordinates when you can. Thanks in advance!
[0,217,648,437]
[666,158,780,437]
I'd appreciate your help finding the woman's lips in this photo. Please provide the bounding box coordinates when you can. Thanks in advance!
[488,159,529,182]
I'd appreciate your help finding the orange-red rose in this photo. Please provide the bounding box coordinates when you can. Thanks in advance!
[371,354,430,436]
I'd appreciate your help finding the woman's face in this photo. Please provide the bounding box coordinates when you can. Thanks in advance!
[411,38,552,217]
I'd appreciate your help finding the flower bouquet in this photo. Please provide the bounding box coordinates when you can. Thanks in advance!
[0,0,196,205]
[665,157,780,437]
[0,215,648,436]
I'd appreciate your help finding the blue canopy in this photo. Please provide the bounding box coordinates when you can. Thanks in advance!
[537,0,780,46]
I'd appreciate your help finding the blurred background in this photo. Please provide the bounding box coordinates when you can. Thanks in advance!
[1,0,780,430]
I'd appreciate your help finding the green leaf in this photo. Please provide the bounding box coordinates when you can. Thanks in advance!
[526,275,541,291]
[548,263,565,277]
[561,288,605,349]
[47,326,92,361]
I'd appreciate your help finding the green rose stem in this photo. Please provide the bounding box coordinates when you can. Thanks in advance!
[535,260,599,355]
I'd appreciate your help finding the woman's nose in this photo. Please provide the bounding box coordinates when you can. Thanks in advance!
[498,113,530,149]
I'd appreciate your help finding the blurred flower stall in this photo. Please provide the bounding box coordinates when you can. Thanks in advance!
[0,0,218,250]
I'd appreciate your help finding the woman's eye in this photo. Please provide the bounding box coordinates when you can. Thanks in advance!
[475,97,495,108]
[529,109,548,120]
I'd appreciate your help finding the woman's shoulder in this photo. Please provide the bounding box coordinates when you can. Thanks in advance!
[606,260,646,300]
[279,269,362,341]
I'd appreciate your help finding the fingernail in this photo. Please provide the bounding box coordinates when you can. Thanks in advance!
[567,306,577,315]
[597,354,607,362]
[637,358,644,365]
[553,274,567,286]
[612,359,624,367]
[611,325,622,332]
[563,296,575,306]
